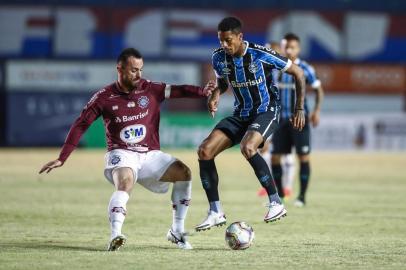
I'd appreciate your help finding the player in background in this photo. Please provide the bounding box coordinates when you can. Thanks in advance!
[39,48,215,250]
[195,17,306,232]
[257,39,296,198]
[257,39,296,199]
[271,33,324,207]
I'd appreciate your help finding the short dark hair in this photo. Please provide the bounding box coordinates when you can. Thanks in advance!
[284,33,300,43]
[218,17,242,33]
[117,48,143,65]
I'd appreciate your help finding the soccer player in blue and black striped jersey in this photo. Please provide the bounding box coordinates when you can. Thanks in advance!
[271,33,324,207]
[195,17,306,231]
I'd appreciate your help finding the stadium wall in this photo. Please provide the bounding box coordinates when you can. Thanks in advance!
[0,7,406,62]
[3,60,406,151]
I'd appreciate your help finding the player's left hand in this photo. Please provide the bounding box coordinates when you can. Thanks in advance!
[291,109,305,131]
[202,80,216,97]
[310,110,320,127]
[39,159,63,174]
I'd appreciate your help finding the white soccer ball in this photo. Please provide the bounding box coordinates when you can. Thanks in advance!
[225,221,255,250]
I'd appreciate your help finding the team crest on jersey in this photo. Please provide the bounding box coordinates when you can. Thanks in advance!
[248,62,259,73]
[127,101,136,108]
[110,155,121,165]
[137,96,149,109]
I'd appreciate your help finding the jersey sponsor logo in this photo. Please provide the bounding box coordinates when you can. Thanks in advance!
[115,116,122,123]
[120,124,147,144]
[248,62,259,73]
[127,145,149,152]
[230,76,263,88]
[253,44,276,54]
[118,110,149,123]
[218,61,231,75]
[85,89,105,109]
[222,67,231,75]
[137,96,149,109]
[127,101,136,108]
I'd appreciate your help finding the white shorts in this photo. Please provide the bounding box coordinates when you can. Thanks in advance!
[104,149,177,194]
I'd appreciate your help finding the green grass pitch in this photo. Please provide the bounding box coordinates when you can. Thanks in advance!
[0,149,405,269]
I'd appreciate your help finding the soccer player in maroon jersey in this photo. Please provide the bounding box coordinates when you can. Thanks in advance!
[39,48,215,251]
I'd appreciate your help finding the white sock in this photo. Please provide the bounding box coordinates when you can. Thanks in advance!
[171,181,192,233]
[108,190,130,239]
[209,201,223,214]
[282,154,296,190]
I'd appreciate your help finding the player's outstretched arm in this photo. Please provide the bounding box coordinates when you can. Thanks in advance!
[39,160,63,174]
[286,64,306,131]
[38,91,102,174]
[168,80,216,98]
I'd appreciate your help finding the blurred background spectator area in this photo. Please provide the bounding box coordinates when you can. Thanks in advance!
[0,0,405,150]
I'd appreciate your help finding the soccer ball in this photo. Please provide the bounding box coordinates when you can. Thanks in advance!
[225,221,255,250]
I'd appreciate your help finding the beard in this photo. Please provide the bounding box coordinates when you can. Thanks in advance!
[123,77,139,90]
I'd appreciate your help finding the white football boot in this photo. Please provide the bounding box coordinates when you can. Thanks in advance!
[195,210,226,232]
[107,234,127,251]
[264,201,287,223]
[167,229,193,250]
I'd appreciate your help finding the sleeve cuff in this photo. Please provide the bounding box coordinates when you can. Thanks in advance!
[311,80,321,88]
[164,84,171,99]
[281,59,292,73]
[214,70,223,78]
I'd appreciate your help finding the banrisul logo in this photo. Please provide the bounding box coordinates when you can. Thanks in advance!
[120,124,147,144]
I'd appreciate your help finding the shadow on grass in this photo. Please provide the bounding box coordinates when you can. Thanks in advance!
[0,242,228,252]
[0,242,102,252]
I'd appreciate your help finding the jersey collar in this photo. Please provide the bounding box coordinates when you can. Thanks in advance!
[294,58,301,65]
[114,79,147,95]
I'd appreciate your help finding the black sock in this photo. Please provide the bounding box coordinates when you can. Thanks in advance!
[271,164,284,198]
[199,159,219,202]
[248,153,281,203]
[299,161,310,201]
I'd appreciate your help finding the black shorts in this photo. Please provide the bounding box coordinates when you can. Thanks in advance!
[271,118,311,155]
[214,109,280,147]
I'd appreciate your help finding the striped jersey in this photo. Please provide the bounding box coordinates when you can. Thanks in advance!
[212,41,292,117]
[278,58,321,120]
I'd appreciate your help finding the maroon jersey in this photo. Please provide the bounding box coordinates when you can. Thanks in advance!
[58,79,206,163]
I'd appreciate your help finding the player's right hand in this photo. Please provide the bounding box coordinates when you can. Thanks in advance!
[202,80,216,97]
[291,109,305,131]
[207,91,220,118]
[39,159,63,174]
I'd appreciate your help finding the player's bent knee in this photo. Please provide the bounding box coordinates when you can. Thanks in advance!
[112,167,135,192]
[240,142,257,159]
[178,163,192,181]
[197,143,214,160]
[162,161,191,182]
[298,154,310,162]
[271,155,281,164]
